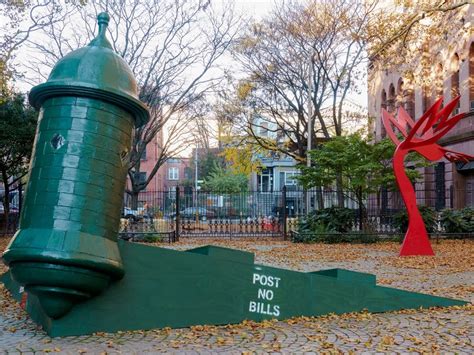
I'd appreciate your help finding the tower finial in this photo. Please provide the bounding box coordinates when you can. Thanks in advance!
[88,12,112,49]
[97,12,110,33]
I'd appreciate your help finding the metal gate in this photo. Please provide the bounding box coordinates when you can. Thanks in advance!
[119,187,288,241]
[175,187,287,238]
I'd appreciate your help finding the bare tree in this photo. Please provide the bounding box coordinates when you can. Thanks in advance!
[228,0,371,205]
[233,0,371,160]
[0,1,75,95]
[20,0,242,206]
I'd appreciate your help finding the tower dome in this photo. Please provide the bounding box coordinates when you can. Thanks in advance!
[29,12,149,126]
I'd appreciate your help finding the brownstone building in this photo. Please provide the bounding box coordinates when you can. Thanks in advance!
[368,5,474,209]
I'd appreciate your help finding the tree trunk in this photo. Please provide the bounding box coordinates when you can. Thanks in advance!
[316,186,324,209]
[357,189,366,231]
[336,171,344,208]
[130,189,139,210]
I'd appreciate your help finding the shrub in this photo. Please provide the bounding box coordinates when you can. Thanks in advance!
[294,207,381,244]
[319,232,348,244]
[463,207,474,231]
[293,221,328,243]
[392,206,437,233]
[440,208,474,234]
[298,207,355,235]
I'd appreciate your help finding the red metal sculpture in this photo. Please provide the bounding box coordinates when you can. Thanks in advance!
[382,97,473,256]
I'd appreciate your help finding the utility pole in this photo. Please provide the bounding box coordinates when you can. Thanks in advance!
[195,144,198,193]
[194,143,199,223]
[306,54,313,214]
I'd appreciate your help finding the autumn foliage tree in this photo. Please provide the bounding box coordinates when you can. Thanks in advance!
[224,0,373,206]
[233,0,371,161]
[368,0,472,69]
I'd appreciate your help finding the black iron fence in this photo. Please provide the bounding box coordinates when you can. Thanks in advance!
[0,185,23,236]
[2,186,472,240]
[119,187,474,241]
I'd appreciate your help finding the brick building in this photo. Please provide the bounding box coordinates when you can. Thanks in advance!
[368,5,474,209]
[162,157,192,194]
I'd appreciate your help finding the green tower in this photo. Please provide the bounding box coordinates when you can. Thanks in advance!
[2,12,149,318]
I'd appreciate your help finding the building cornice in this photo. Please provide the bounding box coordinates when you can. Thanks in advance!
[439,130,474,146]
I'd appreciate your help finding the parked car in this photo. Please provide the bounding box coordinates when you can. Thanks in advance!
[182,207,215,219]
[121,206,152,221]
[166,207,215,221]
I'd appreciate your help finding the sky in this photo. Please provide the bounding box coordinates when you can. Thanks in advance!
[6,0,368,157]
[233,0,276,17]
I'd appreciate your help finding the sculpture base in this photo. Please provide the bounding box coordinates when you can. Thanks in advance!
[399,228,435,256]
[1,241,466,337]
[8,262,111,318]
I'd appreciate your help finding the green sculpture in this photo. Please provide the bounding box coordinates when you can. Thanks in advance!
[2,12,149,319]
[1,243,467,337]
[0,12,467,337]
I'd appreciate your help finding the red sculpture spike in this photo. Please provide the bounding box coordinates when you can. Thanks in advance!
[382,97,473,256]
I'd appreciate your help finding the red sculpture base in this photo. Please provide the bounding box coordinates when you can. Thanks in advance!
[399,229,434,257]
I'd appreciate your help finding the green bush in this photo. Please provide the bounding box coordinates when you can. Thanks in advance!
[293,207,381,244]
[319,232,348,244]
[298,207,355,235]
[292,221,328,243]
[464,207,474,231]
[392,206,437,233]
[440,208,474,233]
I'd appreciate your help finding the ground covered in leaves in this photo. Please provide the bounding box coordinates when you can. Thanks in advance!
[0,236,473,353]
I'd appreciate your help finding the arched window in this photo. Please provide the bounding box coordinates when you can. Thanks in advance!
[380,90,387,138]
[451,53,460,114]
[388,83,396,113]
[469,43,474,111]
[396,78,404,110]
[381,90,387,110]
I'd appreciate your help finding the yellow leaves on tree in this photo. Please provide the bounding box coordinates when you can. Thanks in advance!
[236,81,255,101]
[221,145,261,176]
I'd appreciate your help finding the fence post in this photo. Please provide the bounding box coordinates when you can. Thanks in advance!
[18,182,23,215]
[282,186,287,240]
[175,186,180,242]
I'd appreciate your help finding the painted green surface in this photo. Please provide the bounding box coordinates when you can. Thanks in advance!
[2,13,149,319]
[1,242,466,337]
[186,245,255,264]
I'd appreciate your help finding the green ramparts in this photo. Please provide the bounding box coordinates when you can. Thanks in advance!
[1,242,466,337]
